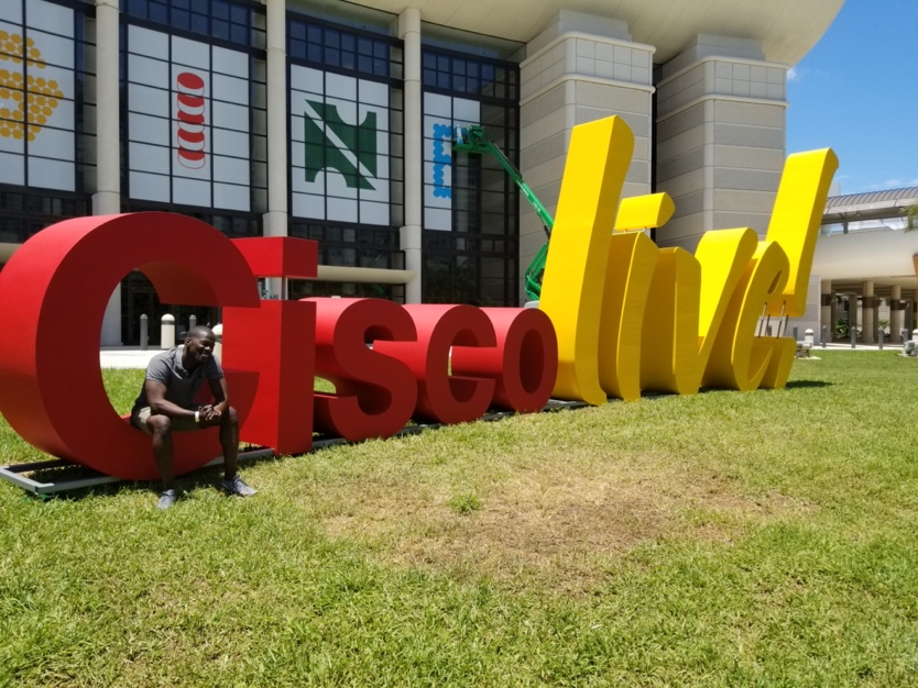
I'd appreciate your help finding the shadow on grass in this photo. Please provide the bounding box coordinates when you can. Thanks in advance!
[785,380,833,389]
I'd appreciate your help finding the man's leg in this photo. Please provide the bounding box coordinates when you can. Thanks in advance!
[219,406,240,479]
[144,414,178,508]
[217,407,256,496]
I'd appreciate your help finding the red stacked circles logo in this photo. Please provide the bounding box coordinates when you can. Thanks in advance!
[175,71,206,169]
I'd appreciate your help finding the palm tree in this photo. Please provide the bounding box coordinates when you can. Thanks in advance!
[907,203,918,231]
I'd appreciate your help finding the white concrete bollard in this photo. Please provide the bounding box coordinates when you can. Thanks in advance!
[139,314,149,351]
[213,322,223,361]
[804,328,814,345]
[161,313,175,349]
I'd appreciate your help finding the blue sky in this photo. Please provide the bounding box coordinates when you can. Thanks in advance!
[786,0,918,195]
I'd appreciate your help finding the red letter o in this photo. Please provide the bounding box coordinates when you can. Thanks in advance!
[452,307,558,413]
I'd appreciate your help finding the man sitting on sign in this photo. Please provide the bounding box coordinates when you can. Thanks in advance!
[130,325,256,509]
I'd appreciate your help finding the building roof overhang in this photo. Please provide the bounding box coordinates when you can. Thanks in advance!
[340,0,843,64]
[824,187,918,222]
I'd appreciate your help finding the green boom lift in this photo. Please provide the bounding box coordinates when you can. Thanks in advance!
[453,125,676,304]
[452,125,552,302]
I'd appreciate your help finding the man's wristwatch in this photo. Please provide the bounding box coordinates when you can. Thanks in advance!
[194,410,201,423]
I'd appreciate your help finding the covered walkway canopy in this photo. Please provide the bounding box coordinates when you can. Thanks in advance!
[812,186,918,343]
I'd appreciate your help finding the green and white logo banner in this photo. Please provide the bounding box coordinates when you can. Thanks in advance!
[291,65,390,226]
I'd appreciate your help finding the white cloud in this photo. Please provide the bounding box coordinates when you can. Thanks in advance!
[863,177,918,191]
[787,66,813,83]
[881,177,918,189]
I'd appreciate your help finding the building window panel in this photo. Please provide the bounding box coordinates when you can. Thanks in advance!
[211,99,248,132]
[128,54,169,85]
[129,141,170,174]
[128,111,170,144]
[172,175,210,206]
[212,154,248,183]
[230,24,246,45]
[149,2,168,24]
[0,152,26,187]
[122,0,261,49]
[213,181,247,210]
[130,170,170,202]
[128,83,169,116]
[172,8,190,29]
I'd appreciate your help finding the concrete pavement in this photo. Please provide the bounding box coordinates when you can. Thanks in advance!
[100,347,161,369]
[99,341,909,370]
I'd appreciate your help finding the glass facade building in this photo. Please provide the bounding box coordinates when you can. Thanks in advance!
[0,0,842,345]
[0,0,523,343]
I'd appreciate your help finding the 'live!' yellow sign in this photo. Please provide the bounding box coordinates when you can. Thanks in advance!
[539,115,838,404]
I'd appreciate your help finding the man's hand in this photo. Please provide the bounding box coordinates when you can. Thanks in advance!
[199,403,223,423]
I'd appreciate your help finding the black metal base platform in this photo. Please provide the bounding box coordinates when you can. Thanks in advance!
[0,399,590,496]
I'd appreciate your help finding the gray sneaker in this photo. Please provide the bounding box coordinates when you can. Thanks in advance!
[157,489,178,510]
[222,474,257,497]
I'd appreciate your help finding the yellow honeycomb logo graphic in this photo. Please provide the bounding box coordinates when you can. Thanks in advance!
[0,30,64,142]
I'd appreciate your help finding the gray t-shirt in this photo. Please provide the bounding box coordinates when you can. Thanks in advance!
[132,345,224,413]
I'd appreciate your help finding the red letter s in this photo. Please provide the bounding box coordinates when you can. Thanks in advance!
[310,297,417,442]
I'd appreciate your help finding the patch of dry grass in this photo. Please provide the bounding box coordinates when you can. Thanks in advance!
[314,438,815,590]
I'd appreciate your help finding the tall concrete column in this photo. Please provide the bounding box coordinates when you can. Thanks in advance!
[820,279,832,344]
[398,9,422,304]
[264,0,288,297]
[95,0,122,344]
[890,285,903,343]
[911,291,917,334]
[519,10,654,303]
[906,294,912,334]
[655,35,787,251]
[861,280,875,344]
[910,291,917,334]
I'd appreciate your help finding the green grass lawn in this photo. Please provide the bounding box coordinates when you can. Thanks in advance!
[2,351,918,686]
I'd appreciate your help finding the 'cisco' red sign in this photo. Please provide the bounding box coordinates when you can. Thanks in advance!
[0,212,558,481]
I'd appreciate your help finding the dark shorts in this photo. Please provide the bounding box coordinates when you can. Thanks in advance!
[132,406,200,435]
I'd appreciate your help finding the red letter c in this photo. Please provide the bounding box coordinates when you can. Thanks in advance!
[0,212,260,480]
